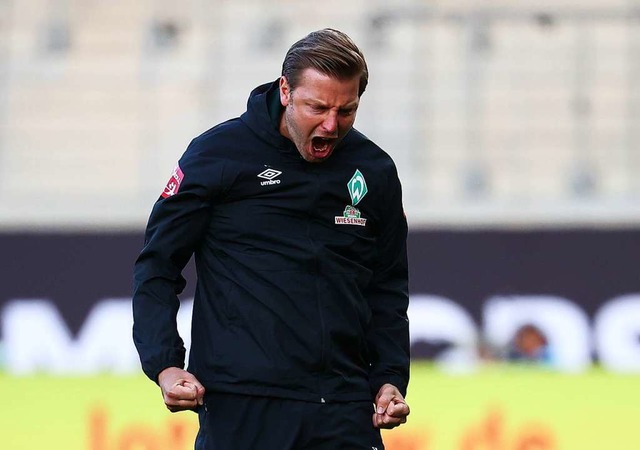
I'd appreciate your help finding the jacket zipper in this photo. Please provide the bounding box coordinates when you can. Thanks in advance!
[306,163,327,402]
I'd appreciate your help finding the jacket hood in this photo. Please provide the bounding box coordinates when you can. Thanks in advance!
[240,79,292,150]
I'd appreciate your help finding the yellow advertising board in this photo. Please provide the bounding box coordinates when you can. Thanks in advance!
[1,363,639,450]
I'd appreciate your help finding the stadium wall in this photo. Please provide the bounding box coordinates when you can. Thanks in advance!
[1,229,639,375]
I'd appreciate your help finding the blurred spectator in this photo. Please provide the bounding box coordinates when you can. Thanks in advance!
[506,324,553,365]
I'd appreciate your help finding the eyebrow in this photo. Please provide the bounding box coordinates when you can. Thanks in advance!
[307,99,359,109]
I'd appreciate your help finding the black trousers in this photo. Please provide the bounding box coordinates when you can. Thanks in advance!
[194,392,385,450]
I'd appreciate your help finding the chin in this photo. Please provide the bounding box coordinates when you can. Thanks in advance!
[299,146,333,163]
[309,152,333,163]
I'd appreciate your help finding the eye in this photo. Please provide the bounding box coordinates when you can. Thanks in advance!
[339,108,355,117]
[310,105,327,113]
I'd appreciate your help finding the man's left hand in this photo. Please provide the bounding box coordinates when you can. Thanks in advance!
[373,383,410,429]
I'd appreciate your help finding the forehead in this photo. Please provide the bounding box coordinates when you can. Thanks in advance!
[292,68,360,105]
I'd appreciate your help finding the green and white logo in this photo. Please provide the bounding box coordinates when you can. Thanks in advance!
[347,169,368,206]
[343,205,361,218]
[335,205,367,226]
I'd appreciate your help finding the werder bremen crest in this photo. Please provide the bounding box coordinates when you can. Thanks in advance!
[347,169,368,206]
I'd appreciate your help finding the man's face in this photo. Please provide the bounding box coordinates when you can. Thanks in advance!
[279,68,360,163]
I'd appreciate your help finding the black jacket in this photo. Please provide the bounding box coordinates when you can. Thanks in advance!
[133,80,409,403]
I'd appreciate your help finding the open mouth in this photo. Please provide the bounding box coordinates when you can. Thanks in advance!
[311,136,336,155]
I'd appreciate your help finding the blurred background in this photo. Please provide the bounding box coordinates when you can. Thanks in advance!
[1,0,640,449]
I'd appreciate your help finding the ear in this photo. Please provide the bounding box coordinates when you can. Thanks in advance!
[279,76,291,107]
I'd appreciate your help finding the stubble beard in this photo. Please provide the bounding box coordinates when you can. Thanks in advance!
[283,104,315,163]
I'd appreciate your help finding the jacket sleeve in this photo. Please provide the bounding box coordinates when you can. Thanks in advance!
[366,163,410,398]
[132,142,222,383]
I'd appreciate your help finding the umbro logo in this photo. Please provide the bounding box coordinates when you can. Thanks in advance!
[258,168,282,186]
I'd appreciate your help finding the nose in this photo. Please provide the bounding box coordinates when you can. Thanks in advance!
[321,111,338,135]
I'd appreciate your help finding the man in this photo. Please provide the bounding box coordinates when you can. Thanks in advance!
[133,28,410,449]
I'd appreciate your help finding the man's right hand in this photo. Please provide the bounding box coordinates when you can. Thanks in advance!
[157,367,205,412]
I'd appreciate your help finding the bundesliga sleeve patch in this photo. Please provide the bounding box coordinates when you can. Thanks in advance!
[161,163,184,198]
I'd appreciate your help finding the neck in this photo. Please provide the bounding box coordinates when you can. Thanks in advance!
[278,110,291,140]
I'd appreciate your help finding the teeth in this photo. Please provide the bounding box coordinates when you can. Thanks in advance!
[312,137,334,153]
